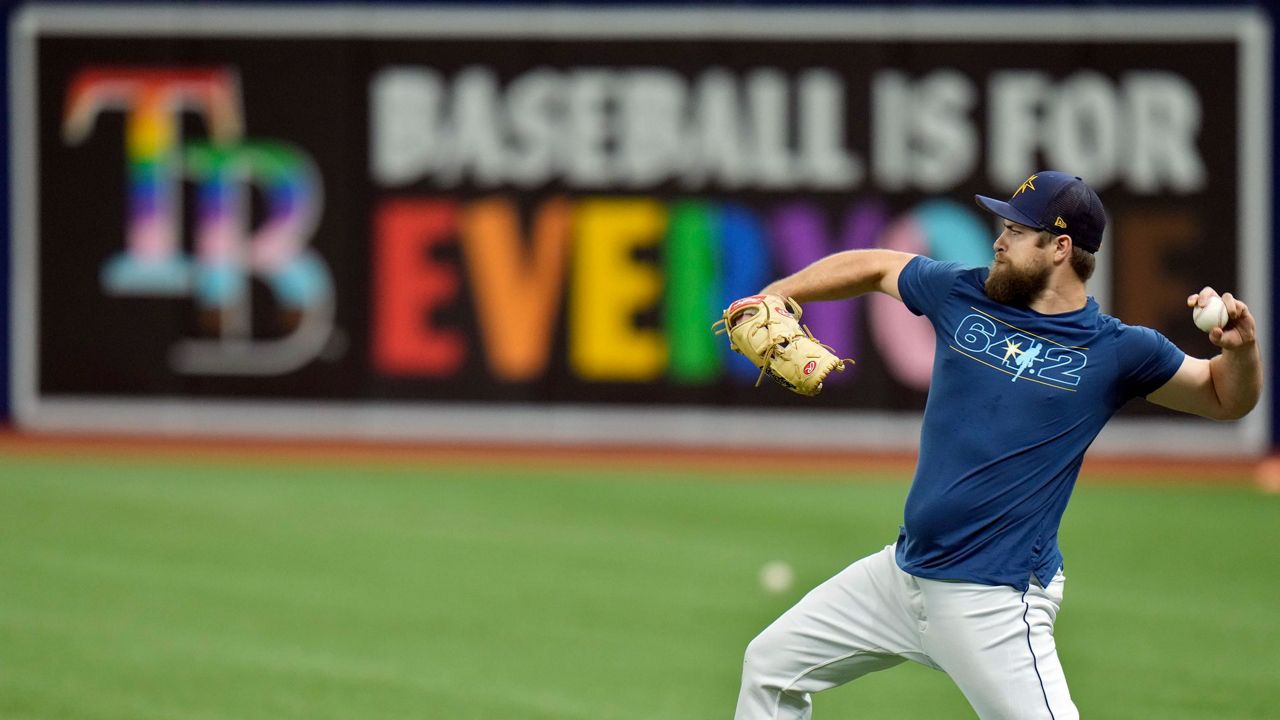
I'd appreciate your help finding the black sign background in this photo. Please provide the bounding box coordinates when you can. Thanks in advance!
[32,32,1241,416]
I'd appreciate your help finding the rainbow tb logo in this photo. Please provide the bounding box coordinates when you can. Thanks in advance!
[63,68,333,375]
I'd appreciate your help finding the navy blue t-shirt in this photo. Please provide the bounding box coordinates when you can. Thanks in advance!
[894,256,1184,590]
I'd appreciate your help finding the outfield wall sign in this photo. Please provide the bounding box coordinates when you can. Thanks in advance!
[10,6,1271,454]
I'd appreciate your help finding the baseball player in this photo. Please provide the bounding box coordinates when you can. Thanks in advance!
[721,171,1263,719]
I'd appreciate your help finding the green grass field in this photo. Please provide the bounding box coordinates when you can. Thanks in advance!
[1,451,1276,720]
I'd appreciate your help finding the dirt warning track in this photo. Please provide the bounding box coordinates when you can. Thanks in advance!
[0,428,1264,487]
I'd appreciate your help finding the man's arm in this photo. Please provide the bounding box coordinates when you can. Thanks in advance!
[1146,288,1263,420]
[760,249,918,303]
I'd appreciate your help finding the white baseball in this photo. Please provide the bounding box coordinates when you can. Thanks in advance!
[759,561,795,594]
[1192,295,1229,333]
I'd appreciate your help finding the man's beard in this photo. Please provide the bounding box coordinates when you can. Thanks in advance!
[985,258,1051,306]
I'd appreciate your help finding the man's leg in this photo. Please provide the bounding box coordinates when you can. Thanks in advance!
[919,571,1078,720]
[734,545,933,720]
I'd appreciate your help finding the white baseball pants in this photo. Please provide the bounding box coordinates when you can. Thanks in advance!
[735,544,1078,720]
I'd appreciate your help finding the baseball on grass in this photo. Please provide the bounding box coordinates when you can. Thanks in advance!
[759,561,795,594]
[1192,295,1229,333]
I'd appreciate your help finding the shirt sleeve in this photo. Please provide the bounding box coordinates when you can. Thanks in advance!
[897,256,966,317]
[1115,322,1186,400]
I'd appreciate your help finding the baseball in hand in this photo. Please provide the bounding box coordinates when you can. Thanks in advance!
[1192,295,1229,332]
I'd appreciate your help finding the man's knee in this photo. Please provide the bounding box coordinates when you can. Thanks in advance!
[741,624,791,687]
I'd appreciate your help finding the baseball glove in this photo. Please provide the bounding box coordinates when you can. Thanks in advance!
[712,294,852,397]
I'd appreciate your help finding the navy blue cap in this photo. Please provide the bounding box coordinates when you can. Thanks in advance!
[975,171,1106,253]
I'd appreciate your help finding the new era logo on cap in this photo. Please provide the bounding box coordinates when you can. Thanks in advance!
[975,171,1106,253]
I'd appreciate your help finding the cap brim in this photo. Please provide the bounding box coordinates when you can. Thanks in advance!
[974,195,1044,230]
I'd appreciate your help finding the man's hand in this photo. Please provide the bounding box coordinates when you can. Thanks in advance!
[1189,287,1256,350]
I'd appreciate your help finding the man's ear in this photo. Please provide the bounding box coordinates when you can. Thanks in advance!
[1055,234,1073,262]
